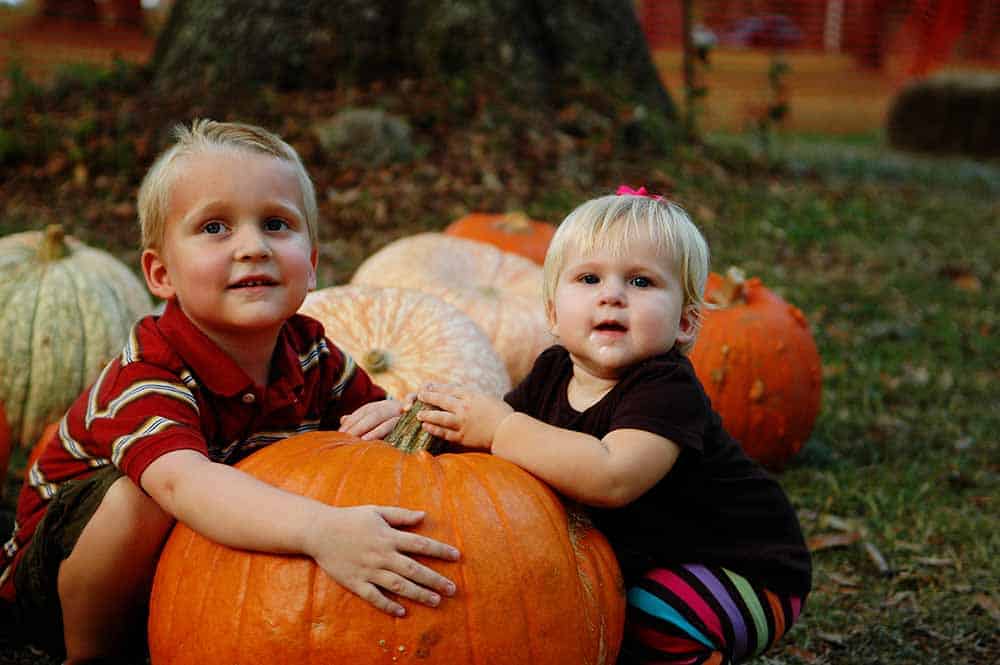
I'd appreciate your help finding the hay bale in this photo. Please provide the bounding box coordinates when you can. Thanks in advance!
[886,71,1000,159]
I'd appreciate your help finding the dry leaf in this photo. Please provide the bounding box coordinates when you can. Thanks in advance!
[808,531,861,551]
[972,594,1000,621]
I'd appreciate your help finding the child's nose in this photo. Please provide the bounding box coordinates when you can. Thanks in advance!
[599,281,626,305]
[234,226,272,260]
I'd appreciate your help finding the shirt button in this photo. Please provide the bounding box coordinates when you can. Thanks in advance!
[242,393,256,404]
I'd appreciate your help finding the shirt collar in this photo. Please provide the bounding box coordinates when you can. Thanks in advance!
[156,300,306,399]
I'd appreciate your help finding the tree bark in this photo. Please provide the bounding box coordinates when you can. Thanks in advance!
[151,0,675,120]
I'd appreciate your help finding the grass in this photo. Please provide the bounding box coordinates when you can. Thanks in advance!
[1,61,998,663]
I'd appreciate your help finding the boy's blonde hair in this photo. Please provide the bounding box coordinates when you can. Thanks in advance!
[137,119,318,250]
[543,193,710,352]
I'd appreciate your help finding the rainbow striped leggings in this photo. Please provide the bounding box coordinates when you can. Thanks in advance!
[619,564,804,665]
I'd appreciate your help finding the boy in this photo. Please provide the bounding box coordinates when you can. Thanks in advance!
[0,120,459,664]
[417,189,810,664]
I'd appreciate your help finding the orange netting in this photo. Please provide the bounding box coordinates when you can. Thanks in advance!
[638,0,999,80]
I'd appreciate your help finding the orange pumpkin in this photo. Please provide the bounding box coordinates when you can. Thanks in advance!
[689,268,822,470]
[444,211,556,265]
[148,408,624,665]
[23,422,59,481]
[299,285,510,399]
[351,233,554,385]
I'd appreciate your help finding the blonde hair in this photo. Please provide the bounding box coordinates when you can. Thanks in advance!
[543,193,710,352]
[137,119,318,250]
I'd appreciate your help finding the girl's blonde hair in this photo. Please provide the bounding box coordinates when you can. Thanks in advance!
[137,119,318,250]
[543,193,710,352]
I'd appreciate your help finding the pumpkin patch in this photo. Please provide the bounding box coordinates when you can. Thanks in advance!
[689,268,822,470]
[0,225,152,448]
[148,407,624,664]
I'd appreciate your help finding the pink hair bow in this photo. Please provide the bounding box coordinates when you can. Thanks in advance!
[615,185,664,201]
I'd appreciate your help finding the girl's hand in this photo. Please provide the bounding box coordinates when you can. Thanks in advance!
[416,383,513,450]
[305,504,460,617]
[339,399,403,440]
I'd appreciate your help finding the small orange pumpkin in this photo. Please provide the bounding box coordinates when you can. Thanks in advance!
[299,285,510,399]
[351,233,554,385]
[22,421,60,482]
[148,407,624,664]
[689,268,822,470]
[444,211,556,265]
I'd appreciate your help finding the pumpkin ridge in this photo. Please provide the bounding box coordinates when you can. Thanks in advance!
[430,454,476,665]
[8,271,43,445]
[467,456,543,662]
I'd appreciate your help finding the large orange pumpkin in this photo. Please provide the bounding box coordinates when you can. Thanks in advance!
[299,285,510,399]
[689,269,822,470]
[351,233,553,385]
[444,211,556,265]
[148,408,624,664]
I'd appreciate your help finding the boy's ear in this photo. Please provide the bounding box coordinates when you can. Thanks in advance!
[141,249,176,301]
[675,305,698,347]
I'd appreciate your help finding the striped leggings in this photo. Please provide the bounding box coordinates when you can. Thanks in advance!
[619,564,804,665]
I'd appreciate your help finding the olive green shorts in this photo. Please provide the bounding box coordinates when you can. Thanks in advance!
[13,465,124,658]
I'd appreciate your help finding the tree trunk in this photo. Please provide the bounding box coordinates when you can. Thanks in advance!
[151,0,675,120]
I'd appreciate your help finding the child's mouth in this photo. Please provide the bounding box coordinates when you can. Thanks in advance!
[229,278,278,289]
[594,321,627,333]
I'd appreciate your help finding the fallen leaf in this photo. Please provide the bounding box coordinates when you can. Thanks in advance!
[862,541,893,576]
[783,646,818,662]
[808,531,861,551]
[972,594,1000,621]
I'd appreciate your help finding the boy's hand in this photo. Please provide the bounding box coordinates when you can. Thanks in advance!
[305,504,460,617]
[339,399,403,440]
[416,383,513,450]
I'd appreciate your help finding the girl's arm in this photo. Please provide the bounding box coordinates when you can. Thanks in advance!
[417,383,680,508]
[141,449,459,617]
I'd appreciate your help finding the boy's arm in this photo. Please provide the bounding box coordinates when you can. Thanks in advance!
[417,383,680,507]
[141,449,459,616]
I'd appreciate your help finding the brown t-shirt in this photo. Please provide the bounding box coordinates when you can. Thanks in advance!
[504,345,812,595]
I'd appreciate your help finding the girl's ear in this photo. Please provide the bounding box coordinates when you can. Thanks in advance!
[308,246,318,290]
[142,249,176,301]
[675,305,699,347]
[545,300,559,338]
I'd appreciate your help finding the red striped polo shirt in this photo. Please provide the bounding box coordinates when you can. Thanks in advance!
[0,299,385,600]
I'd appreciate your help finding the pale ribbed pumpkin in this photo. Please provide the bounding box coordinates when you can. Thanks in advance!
[351,233,553,385]
[0,225,152,447]
[689,268,822,470]
[149,408,624,665]
[444,211,556,265]
[299,285,510,399]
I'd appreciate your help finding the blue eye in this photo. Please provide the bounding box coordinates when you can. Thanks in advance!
[630,276,652,288]
[264,218,289,231]
[580,274,599,284]
[203,221,224,234]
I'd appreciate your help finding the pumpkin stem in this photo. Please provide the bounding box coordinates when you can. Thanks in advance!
[362,349,390,374]
[709,266,748,307]
[385,400,447,455]
[38,225,68,262]
[497,211,532,234]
